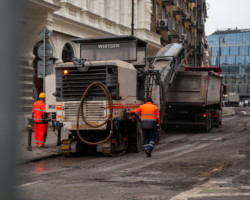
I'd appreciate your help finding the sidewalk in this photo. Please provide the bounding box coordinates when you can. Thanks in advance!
[16,124,68,164]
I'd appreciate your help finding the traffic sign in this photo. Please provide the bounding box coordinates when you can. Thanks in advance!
[37,42,53,60]
[37,60,53,78]
[39,27,52,39]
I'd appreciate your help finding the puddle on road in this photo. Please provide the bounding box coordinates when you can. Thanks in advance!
[21,156,93,175]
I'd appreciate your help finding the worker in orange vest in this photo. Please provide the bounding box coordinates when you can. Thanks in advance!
[32,92,50,148]
[129,97,160,157]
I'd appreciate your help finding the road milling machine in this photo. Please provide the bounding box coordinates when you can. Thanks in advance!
[45,35,222,156]
[46,36,148,156]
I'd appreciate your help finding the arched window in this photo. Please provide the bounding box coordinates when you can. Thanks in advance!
[62,43,74,63]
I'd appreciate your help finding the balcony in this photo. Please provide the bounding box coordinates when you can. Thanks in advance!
[189,22,197,29]
[173,10,184,16]
[162,0,177,6]
[187,0,197,3]
[182,14,191,23]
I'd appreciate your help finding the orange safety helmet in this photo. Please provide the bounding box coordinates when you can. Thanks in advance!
[39,92,46,99]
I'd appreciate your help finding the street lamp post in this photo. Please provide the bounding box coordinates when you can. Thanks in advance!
[218,36,225,68]
[131,0,134,36]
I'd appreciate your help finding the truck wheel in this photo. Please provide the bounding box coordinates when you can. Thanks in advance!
[219,110,222,125]
[214,110,219,128]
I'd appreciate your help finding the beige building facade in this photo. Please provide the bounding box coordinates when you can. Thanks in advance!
[20,0,162,117]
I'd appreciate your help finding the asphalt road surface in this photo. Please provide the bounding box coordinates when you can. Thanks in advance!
[16,107,250,200]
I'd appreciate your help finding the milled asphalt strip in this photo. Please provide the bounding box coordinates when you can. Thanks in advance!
[16,181,40,188]
[169,184,250,200]
[118,135,226,175]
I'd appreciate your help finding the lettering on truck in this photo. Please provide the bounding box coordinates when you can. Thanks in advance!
[98,44,120,49]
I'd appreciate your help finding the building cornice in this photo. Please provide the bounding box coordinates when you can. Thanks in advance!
[52,13,114,37]
[29,0,61,11]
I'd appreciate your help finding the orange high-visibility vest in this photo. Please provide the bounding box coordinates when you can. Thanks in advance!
[32,100,46,123]
[132,102,160,129]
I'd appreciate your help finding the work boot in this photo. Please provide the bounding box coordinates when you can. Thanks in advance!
[145,150,151,157]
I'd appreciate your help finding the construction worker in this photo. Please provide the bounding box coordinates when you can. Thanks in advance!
[129,97,160,157]
[32,92,50,148]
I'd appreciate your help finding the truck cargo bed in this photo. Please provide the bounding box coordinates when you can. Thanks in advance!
[165,71,222,106]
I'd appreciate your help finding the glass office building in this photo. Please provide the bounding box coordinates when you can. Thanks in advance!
[207,29,250,98]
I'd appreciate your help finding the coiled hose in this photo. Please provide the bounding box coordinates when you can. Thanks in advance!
[76,82,113,145]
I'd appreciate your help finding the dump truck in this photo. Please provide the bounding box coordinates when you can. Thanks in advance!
[227,93,240,107]
[45,36,148,156]
[147,44,223,132]
[160,67,223,132]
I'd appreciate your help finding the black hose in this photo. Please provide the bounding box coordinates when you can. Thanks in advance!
[76,82,113,145]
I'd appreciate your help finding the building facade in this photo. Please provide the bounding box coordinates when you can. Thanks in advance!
[20,0,162,118]
[151,0,210,67]
[207,29,250,99]
[19,0,209,120]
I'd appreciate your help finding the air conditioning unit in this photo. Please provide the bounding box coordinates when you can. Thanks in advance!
[157,19,168,30]
[179,34,187,42]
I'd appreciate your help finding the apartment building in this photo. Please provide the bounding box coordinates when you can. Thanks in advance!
[151,0,210,67]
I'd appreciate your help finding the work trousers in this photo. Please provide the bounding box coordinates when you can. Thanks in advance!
[142,128,156,152]
[34,123,48,148]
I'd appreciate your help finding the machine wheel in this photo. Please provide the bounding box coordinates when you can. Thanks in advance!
[127,120,143,153]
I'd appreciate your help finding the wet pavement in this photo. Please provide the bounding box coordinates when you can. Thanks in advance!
[16,107,250,200]
[16,123,68,164]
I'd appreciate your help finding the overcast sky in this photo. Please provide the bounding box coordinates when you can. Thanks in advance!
[205,0,250,36]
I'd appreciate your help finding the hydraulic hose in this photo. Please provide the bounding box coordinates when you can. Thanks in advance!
[76,82,113,145]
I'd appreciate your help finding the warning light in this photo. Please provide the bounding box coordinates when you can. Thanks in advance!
[64,69,69,75]
[202,114,207,118]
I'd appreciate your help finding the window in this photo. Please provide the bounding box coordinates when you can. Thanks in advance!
[119,0,123,23]
[62,43,74,63]
[104,0,107,17]
[162,7,166,19]
[236,56,245,64]
[246,56,250,64]
[168,14,172,31]
[172,17,176,31]
[221,47,229,56]
[86,0,92,11]
[230,46,238,55]
[211,57,216,66]
[239,66,246,75]
[211,47,219,56]
[156,3,159,22]
[227,56,235,65]
[219,57,226,65]
[239,46,248,55]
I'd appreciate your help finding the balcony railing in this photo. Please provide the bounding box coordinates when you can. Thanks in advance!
[187,0,197,3]
[162,0,177,6]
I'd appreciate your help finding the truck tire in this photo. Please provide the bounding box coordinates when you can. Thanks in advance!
[214,109,219,128]
[219,110,222,125]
